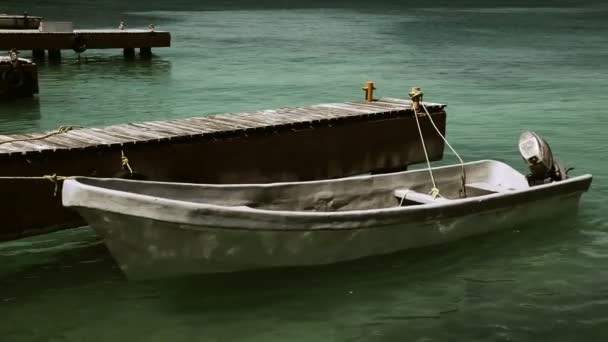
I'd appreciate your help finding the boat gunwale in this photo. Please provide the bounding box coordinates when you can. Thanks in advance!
[62,161,593,231]
[68,160,502,189]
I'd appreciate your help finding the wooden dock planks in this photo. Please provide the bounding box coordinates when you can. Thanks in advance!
[0,98,445,156]
[0,29,171,51]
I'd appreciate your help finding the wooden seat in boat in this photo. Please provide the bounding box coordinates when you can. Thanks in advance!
[394,189,450,205]
[465,182,510,194]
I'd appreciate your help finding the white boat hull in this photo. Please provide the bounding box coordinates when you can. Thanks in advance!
[78,192,583,279]
[62,160,592,279]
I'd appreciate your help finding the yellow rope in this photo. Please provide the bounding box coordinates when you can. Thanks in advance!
[121,149,134,175]
[0,125,82,145]
[42,174,71,197]
[430,187,441,198]
[411,103,440,198]
[57,125,81,133]
[421,103,468,198]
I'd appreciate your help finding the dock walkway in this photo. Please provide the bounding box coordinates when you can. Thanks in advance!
[0,28,170,59]
[0,98,444,156]
[0,97,447,241]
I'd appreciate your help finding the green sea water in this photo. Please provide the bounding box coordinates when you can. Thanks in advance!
[1,1,608,341]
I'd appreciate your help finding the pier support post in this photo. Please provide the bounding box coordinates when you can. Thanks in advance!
[139,47,152,59]
[48,49,61,63]
[32,49,45,61]
[123,48,135,59]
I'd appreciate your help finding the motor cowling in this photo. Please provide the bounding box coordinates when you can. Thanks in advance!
[518,131,568,185]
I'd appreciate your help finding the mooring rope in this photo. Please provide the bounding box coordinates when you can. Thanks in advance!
[120,149,134,175]
[42,174,71,196]
[412,106,440,198]
[0,125,82,146]
[421,103,468,198]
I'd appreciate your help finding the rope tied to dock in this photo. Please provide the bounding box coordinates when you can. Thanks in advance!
[42,173,70,196]
[408,87,423,112]
[120,149,134,175]
[421,103,467,198]
[430,187,441,199]
[57,125,81,133]
[409,87,467,199]
[0,125,82,146]
[410,95,441,198]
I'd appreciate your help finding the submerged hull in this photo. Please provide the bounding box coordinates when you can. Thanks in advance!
[79,192,583,279]
[62,160,592,279]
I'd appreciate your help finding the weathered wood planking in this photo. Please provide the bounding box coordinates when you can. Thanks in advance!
[0,29,171,50]
[0,98,445,156]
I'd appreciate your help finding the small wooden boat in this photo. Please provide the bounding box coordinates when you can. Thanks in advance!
[62,131,592,279]
[0,13,43,30]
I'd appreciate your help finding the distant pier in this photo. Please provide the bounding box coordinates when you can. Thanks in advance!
[0,27,171,61]
[0,97,447,241]
[0,55,38,98]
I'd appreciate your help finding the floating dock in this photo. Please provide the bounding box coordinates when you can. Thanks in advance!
[0,97,447,241]
[0,28,171,60]
[0,56,38,97]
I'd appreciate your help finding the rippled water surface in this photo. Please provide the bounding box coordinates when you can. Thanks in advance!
[1,0,608,341]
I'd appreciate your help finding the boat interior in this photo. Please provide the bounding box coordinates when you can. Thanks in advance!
[73,160,531,212]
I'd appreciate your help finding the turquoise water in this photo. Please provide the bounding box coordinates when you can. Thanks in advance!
[1,1,608,340]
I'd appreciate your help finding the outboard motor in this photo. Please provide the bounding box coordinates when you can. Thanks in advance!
[518,131,569,186]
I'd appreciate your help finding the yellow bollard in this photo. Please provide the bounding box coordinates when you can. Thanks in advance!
[362,81,376,102]
[408,86,423,112]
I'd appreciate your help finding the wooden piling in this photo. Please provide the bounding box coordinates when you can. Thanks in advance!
[123,47,135,59]
[48,48,61,62]
[0,59,39,98]
[139,47,152,58]
[32,48,45,60]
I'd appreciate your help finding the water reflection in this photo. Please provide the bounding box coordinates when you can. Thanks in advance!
[0,213,601,340]
[37,54,173,74]
[0,212,588,298]
[0,57,172,135]
[0,98,41,134]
